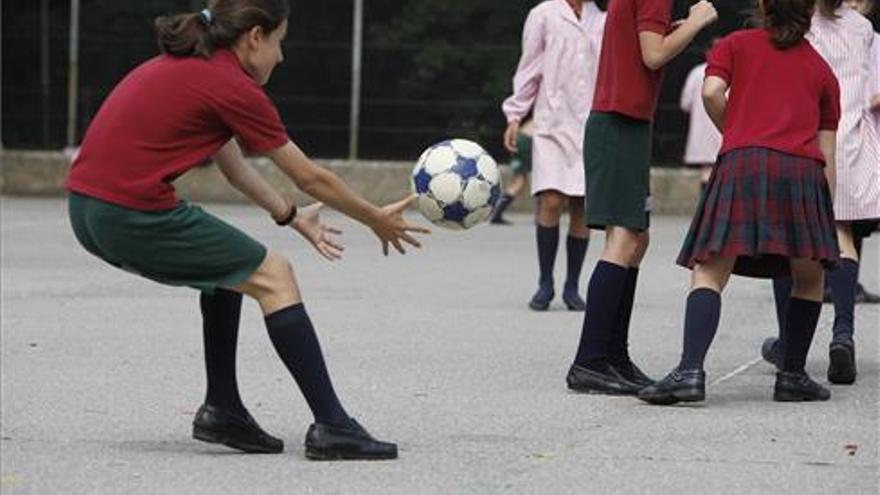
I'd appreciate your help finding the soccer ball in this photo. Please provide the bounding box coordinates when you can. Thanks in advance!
[411,139,502,230]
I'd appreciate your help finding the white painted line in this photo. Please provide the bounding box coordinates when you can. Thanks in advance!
[712,357,764,385]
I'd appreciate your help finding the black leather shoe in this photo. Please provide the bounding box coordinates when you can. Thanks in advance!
[562,289,586,311]
[774,371,831,401]
[304,419,397,461]
[192,404,284,454]
[566,364,641,395]
[528,285,554,311]
[855,283,880,304]
[827,341,856,385]
[637,368,705,405]
[761,337,782,370]
[610,357,654,388]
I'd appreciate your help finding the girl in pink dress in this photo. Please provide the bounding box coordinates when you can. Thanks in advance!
[502,0,606,311]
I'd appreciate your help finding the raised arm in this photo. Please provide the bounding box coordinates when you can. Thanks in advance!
[701,75,728,134]
[639,1,717,71]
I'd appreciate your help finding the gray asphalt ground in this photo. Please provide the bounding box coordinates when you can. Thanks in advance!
[1,197,878,495]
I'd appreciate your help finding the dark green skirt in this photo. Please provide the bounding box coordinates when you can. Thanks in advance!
[68,192,267,293]
[583,111,653,231]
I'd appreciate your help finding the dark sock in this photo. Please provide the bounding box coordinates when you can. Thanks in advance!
[678,288,722,370]
[573,261,629,369]
[609,267,639,363]
[536,224,559,289]
[563,235,589,293]
[264,304,350,427]
[491,193,514,221]
[782,298,822,372]
[772,277,792,355]
[829,259,858,342]
[200,288,246,412]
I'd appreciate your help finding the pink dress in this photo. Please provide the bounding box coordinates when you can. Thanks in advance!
[871,32,880,131]
[502,0,606,196]
[807,8,880,221]
[680,62,722,165]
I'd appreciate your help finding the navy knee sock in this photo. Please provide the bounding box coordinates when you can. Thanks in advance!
[829,259,858,342]
[265,304,351,428]
[563,235,589,294]
[573,261,628,369]
[772,277,792,355]
[678,288,722,370]
[609,268,639,363]
[536,225,559,290]
[782,298,822,373]
[201,288,246,412]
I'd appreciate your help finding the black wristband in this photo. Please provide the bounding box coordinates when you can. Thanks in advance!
[275,204,297,226]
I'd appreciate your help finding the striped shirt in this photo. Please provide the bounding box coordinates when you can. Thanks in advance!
[807,7,880,221]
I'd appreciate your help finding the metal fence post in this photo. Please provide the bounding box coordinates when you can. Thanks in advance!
[66,0,80,148]
[348,0,363,160]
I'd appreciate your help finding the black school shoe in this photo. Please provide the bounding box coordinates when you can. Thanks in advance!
[304,419,397,461]
[561,289,586,311]
[528,285,554,311]
[610,357,655,388]
[192,404,284,454]
[566,363,641,395]
[761,337,783,370]
[827,340,857,385]
[774,371,831,401]
[637,368,705,405]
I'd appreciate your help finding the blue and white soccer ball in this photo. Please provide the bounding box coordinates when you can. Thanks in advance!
[411,139,502,230]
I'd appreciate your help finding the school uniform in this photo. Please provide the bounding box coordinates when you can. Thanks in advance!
[584,0,673,231]
[502,0,606,197]
[66,49,289,292]
[676,29,841,278]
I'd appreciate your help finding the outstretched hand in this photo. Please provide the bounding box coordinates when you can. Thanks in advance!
[291,203,345,261]
[372,195,431,256]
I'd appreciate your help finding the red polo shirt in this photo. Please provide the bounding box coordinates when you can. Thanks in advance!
[66,49,289,210]
[591,0,673,121]
[707,29,840,163]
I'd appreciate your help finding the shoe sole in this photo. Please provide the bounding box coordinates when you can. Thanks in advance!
[638,390,705,406]
[193,425,284,454]
[827,347,856,385]
[567,383,640,396]
[773,390,830,402]
[304,447,398,461]
[529,302,551,311]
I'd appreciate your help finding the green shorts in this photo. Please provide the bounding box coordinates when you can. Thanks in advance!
[583,111,652,231]
[509,133,533,175]
[68,192,267,293]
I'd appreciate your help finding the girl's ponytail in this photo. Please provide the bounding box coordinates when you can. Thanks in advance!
[153,1,289,59]
[154,11,214,58]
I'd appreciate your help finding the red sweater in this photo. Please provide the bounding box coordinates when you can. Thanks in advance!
[707,29,840,163]
[66,49,289,210]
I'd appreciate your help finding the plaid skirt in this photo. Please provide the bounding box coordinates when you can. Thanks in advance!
[677,147,839,278]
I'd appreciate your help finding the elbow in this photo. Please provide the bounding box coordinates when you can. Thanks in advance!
[641,53,663,71]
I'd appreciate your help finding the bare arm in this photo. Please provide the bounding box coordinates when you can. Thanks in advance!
[639,1,717,71]
[266,141,428,255]
[818,130,836,199]
[266,141,382,227]
[702,75,727,134]
[215,139,290,222]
